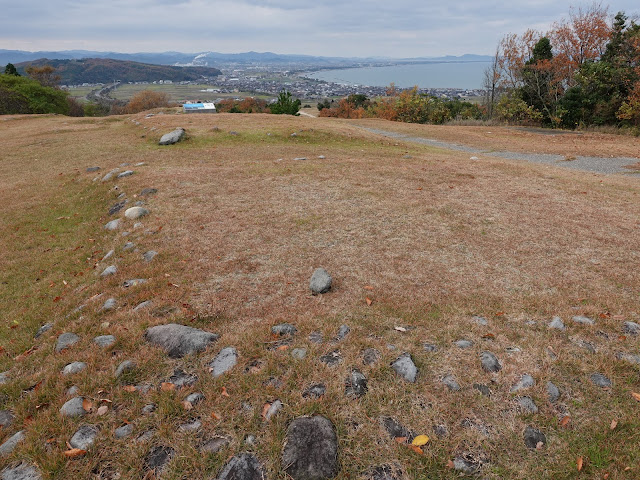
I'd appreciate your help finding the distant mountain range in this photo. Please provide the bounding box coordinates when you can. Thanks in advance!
[14,58,221,85]
[1,49,492,68]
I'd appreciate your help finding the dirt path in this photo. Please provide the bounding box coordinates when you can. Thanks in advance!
[355,125,640,176]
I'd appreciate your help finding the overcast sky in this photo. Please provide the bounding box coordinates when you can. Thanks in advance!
[2,0,639,58]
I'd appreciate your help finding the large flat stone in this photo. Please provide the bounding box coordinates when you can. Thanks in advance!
[144,324,219,358]
[282,415,339,480]
[210,347,238,377]
[1,462,42,480]
[158,128,185,145]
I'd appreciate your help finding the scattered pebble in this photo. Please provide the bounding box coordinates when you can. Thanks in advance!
[100,265,117,277]
[104,219,121,231]
[168,368,198,388]
[334,324,350,342]
[62,362,87,375]
[549,317,565,330]
[472,316,488,326]
[200,436,229,454]
[217,453,265,480]
[480,351,502,373]
[210,347,238,377]
[264,400,283,421]
[133,300,152,312]
[70,425,98,450]
[0,462,41,480]
[362,348,381,365]
[102,249,115,261]
[178,419,202,432]
[303,384,326,398]
[142,404,156,415]
[122,278,146,288]
[319,350,342,366]
[60,397,87,417]
[523,426,546,449]
[573,315,595,326]
[391,353,418,383]
[345,369,368,397]
[101,168,120,182]
[309,331,323,344]
[185,392,205,406]
[34,323,53,339]
[144,445,174,473]
[0,431,25,456]
[115,360,136,378]
[108,201,127,216]
[115,424,134,439]
[140,188,157,196]
[56,332,80,353]
[442,374,461,391]
[291,348,307,360]
[117,170,134,178]
[623,321,639,335]
[546,381,560,403]
[145,323,219,359]
[473,383,491,396]
[123,242,135,250]
[271,323,297,336]
[423,343,438,352]
[124,207,149,220]
[510,374,535,392]
[86,166,101,172]
[590,373,612,388]
[0,411,15,429]
[380,416,413,440]
[455,339,473,349]
[142,250,157,262]
[517,396,538,413]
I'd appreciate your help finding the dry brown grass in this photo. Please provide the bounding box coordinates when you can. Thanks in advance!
[0,112,639,479]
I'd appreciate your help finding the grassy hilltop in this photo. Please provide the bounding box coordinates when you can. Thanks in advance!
[0,111,639,479]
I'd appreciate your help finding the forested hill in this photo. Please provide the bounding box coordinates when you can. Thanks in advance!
[14,58,222,85]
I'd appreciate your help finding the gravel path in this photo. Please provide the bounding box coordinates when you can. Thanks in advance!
[358,126,640,176]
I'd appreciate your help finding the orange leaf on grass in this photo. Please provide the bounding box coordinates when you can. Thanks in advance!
[161,382,175,392]
[123,385,136,393]
[577,457,584,472]
[632,392,640,402]
[366,297,373,306]
[559,416,571,427]
[182,401,193,410]
[409,445,423,455]
[221,387,230,397]
[211,411,221,420]
[277,345,289,351]
[64,448,87,458]
[610,420,618,430]
[364,286,374,290]
[394,437,407,444]
[82,399,93,412]
[261,403,271,419]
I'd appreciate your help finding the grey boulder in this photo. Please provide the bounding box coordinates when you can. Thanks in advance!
[124,207,149,220]
[94,335,116,348]
[524,426,546,449]
[144,323,219,358]
[282,415,339,480]
[310,268,332,294]
[62,362,87,375]
[60,397,87,417]
[158,128,185,145]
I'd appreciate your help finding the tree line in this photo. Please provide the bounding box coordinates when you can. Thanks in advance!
[484,4,640,129]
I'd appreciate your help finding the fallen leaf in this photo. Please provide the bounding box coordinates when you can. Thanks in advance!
[221,387,230,397]
[481,333,495,339]
[97,406,108,416]
[364,285,374,290]
[277,345,289,351]
[604,473,610,479]
[577,457,583,472]
[394,437,407,444]
[123,385,136,393]
[161,382,175,392]
[560,416,571,427]
[394,326,407,333]
[366,297,373,306]
[409,445,424,454]
[446,460,455,469]
[182,401,193,410]
[82,399,93,412]
[610,420,618,430]
[99,399,112,404]
[412,435,429,446]
[261,403,271,419]
[632,392,640,402]
[64,448,87,458]
[211,411,221,420]
[625,467,631,471]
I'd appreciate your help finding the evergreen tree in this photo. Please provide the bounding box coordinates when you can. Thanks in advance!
[3,63,20,76]
[269,90,301,115]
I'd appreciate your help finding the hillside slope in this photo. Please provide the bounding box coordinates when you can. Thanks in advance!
[14,58,221,85]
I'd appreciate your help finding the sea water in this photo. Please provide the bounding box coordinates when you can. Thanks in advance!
[305,62,490,90]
